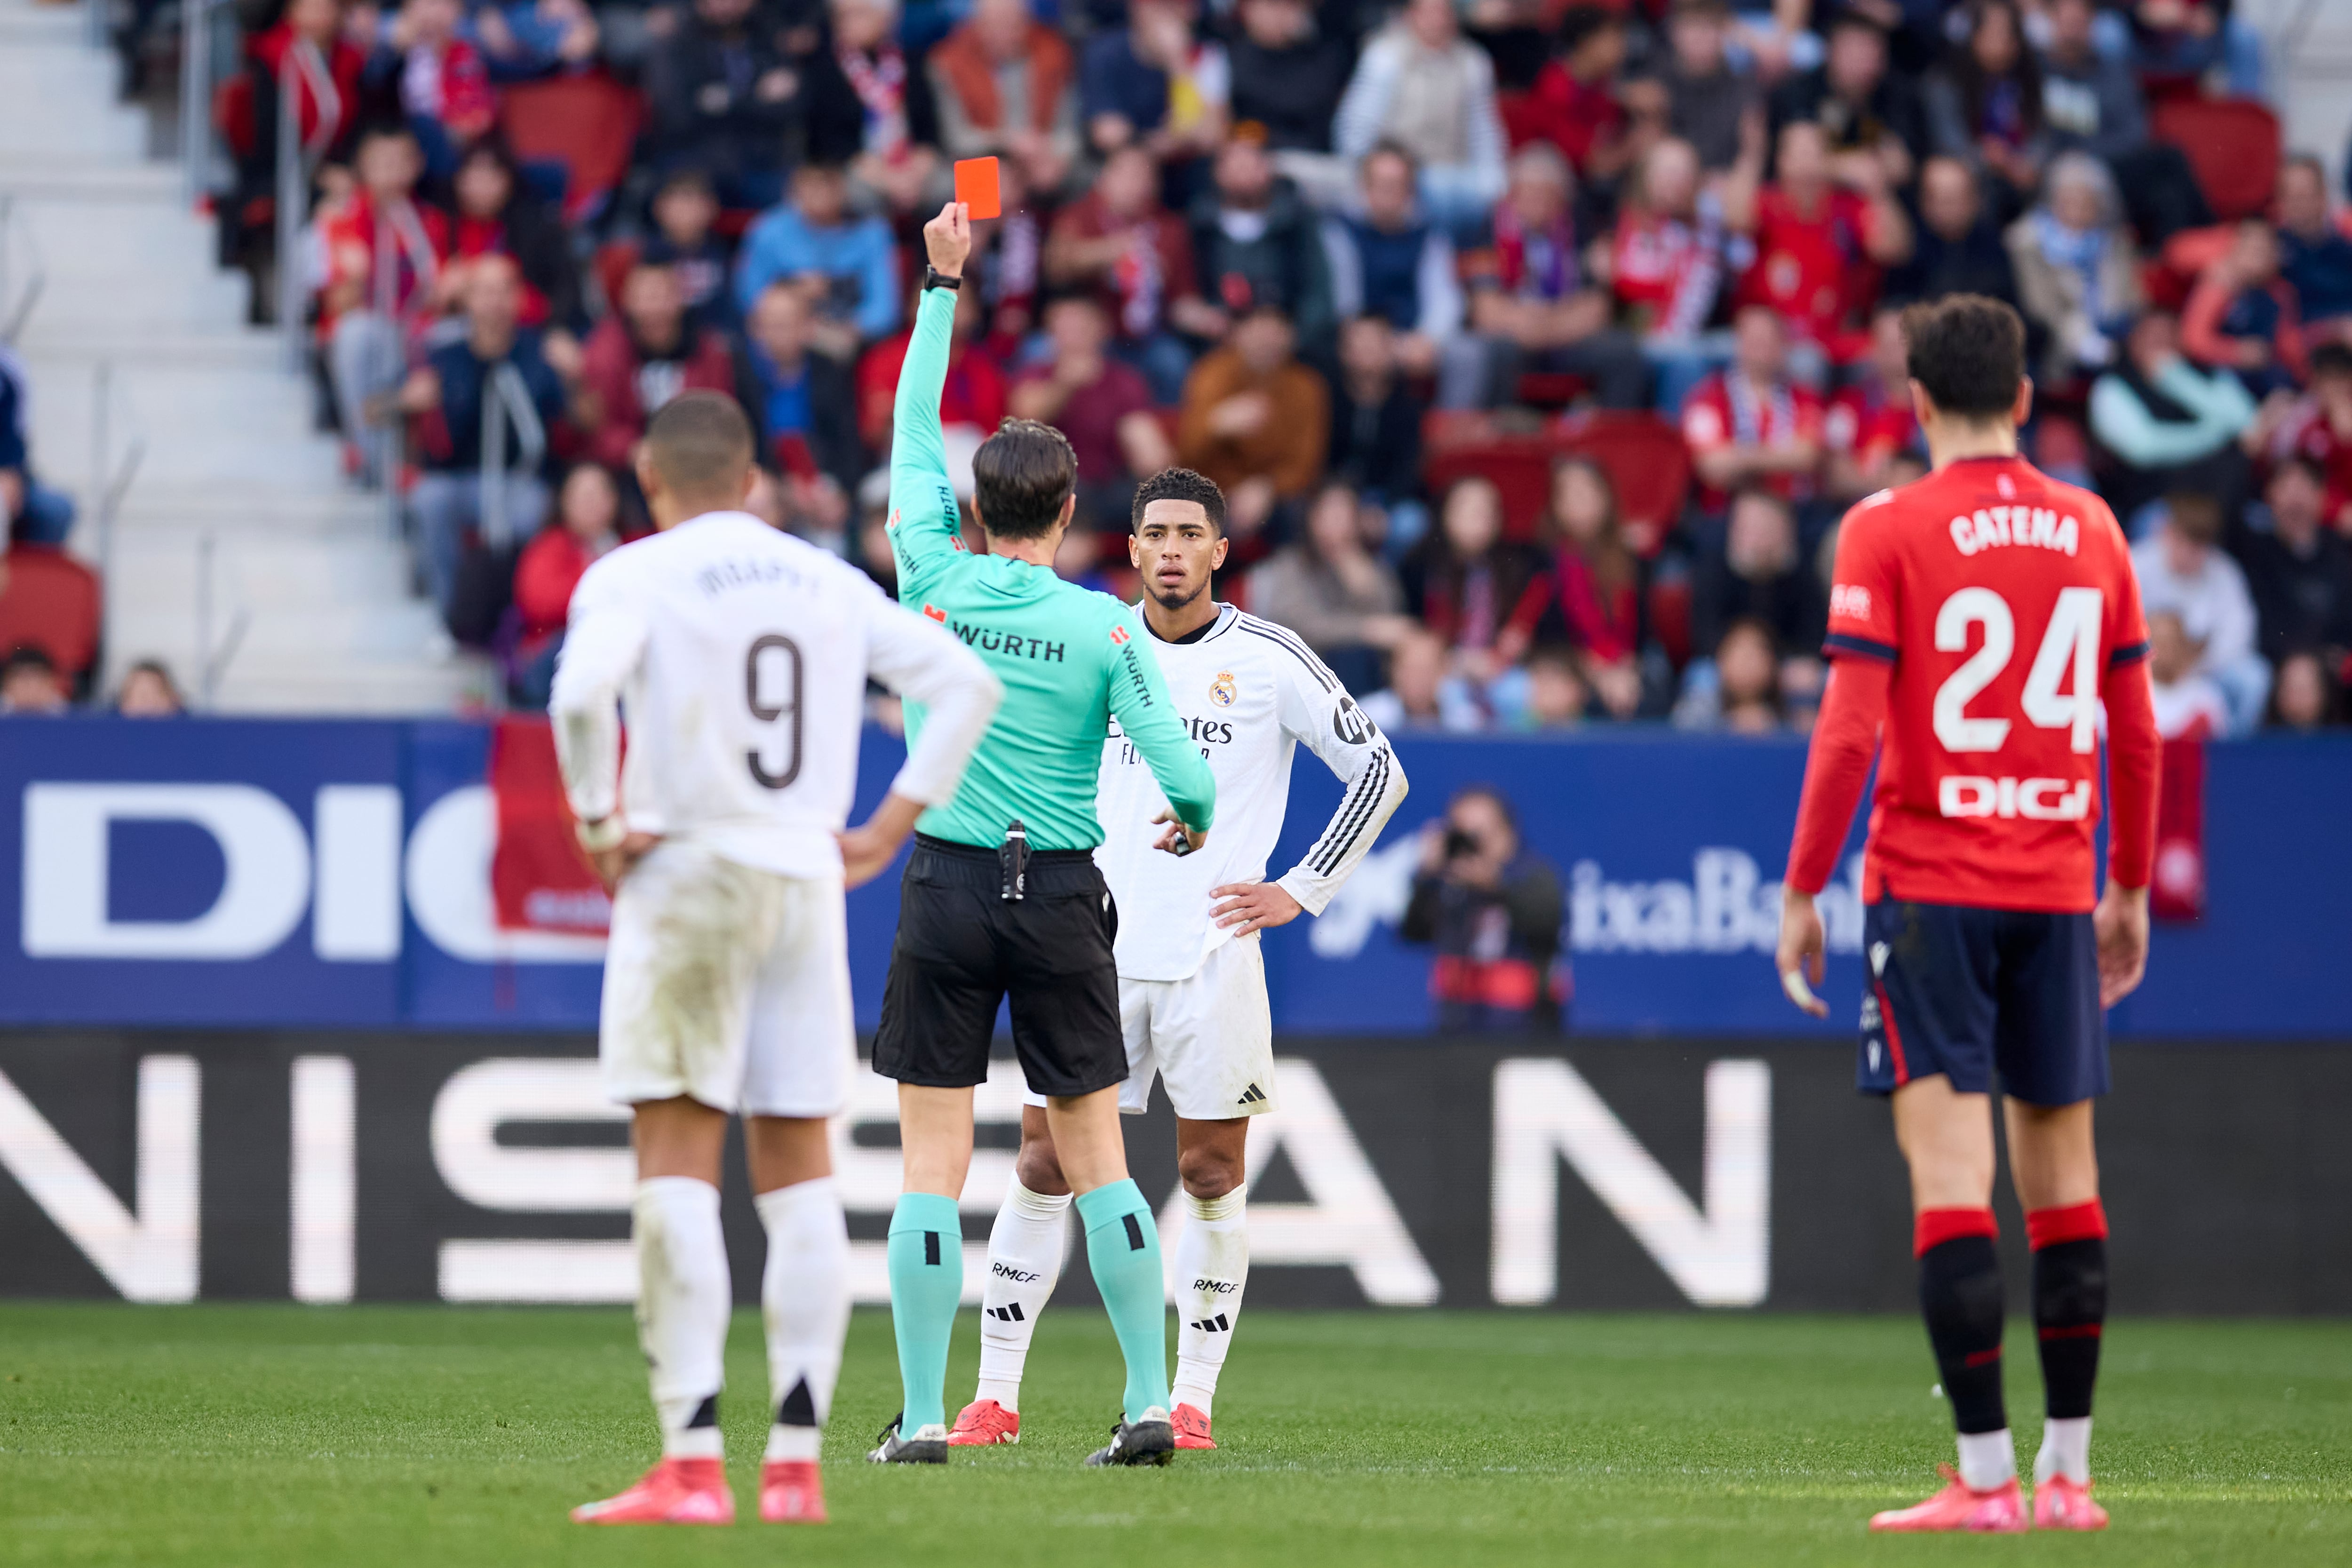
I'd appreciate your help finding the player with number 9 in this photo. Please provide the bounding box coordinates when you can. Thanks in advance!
[1774,295,2161,1534]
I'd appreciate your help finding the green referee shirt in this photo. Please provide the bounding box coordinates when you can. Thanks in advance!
[886,286,1216,852]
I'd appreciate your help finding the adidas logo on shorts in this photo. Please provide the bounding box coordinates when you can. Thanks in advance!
[1237,1083,1267,1105]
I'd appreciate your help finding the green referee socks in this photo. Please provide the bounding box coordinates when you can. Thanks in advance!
[1075,1179,1172,1424]
[886,1192,964,1434]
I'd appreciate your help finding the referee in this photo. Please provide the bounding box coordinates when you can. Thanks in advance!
[869,201,1216,1471]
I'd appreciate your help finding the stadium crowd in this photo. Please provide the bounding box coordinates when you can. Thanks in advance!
[6,0,2352,737]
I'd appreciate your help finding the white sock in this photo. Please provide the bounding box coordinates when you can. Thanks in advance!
[755,1177,850,1463]
[1956,1427,2017,1491]
[972,1179,1071,1413]
[633,1176,730,1460]
[2034,1416,2092,1485]
[1170,1186,1248,1419]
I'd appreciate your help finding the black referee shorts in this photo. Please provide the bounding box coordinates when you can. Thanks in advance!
[873,836,1126,1098]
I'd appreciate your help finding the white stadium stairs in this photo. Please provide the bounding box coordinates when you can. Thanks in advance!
[0,0,471,711]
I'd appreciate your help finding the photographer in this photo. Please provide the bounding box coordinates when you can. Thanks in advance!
[1400,785,1565,1032]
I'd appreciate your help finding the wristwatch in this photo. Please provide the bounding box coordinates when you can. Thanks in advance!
[922,265,962,292]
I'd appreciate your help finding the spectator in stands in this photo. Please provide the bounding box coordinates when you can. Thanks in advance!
[1674,614,1785,733]
[928,0,1080,198]
[1080,0,1227,174]
[2007,151,2141,381]
[2268,649,2340,730]
[1227,0,1352,158]
[2133,491,2269,734]
[2144,608,2230,738]
[2279,155,2352,345]
[2269,343,2352,530]
[2035,0,2206,246]
[226,0,369,282]
[1681,304,1825,517]
[509,462,624,705]
[320,125,450,486]
[1046,144,1217,403]
[642,168,733,332]
[856,280,1007,457]
[114,659,185,717]
[1924,0,2043,217]
[1604,130,1758,414]
[366,0,496,180]
[1767,10,1926,193]
[1404,475,1550,700]
[1326,314,1429,547]
[449,142,582,333]
[1621,0,1757,177]
[1445,144,1649,410]
[2089,309,2256,526]
[576,261,746,473]
[2125,0,2265,102]
[1733,119,1910,369]
[1250,482,1414,694]
[1177,302,1329,554]
[1334,0,1509,238]
[1011,294,1171,530]
[1192,131,1336,353]
[743,281,865,500]
[1505,646,1589,730]
[1322,143,1464,382]
[2238,455,2352,669]
[1536,457,1646,721]
[1401,785,1565,1031]
[1884,154,2021,311]
[2184,220,2307,399]
[804,0,940,217]
[643,0,806,210]
[0,645,68,715]
[1824,306,1921,503]
[0,349,74,546]
[399,256,569,629]
[1519,6,1636,185]
[1690,485,1827,675]
[472,0,600,81]
[734,161,901,358]
[1362,624,1482,731]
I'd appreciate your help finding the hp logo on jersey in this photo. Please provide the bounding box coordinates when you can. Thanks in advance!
[1208,672,1237,708]
[1332,695,1376,746]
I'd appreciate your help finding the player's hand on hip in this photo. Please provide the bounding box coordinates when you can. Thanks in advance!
[837,791,926,890]
[588,832,661,895]
[1150,807,1207,857]
[923,200,971,278]
[1775,887,1829,1018]
[1211,880,1302,936]
[2093,882,2151,1008]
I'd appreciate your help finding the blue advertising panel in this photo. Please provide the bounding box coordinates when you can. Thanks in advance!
[2,716,2346,1036]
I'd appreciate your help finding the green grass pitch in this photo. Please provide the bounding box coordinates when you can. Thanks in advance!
[1,1304,2345,1567]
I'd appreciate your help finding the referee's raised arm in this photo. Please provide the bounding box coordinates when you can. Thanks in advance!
[885,203,972,601]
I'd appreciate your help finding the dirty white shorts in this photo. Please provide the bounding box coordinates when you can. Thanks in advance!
[600,840,854,1118]
[1022,935,1275,1120]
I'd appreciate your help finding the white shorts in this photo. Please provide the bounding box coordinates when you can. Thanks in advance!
[600,840,854,1118]
[1022,935,1274,1121]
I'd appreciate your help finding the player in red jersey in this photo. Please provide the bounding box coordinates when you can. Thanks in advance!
[1775,296,2161,1534]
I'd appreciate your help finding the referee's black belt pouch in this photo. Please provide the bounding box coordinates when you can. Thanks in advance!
[910,834,1104,899]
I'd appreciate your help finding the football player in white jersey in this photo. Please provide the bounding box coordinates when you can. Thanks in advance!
[552,393,1001,1527]
[947,467,1409,1452]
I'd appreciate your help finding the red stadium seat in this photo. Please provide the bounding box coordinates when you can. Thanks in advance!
[1511,372,1590,411]
[1421,414,1557,539]
[496,72,646,223]
[1422,410,1693,548]
[1556,410,1691,557]
[2152,99,2280,223]
[0,546,103,680]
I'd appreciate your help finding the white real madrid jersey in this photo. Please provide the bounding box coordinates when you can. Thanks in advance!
[1094,605,1408,983]
[550,510,1000,880]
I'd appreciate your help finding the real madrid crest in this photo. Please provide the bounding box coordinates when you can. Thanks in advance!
[1208,671,1237,708]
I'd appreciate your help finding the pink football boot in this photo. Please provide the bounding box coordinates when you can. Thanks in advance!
[1868,1465,2027,1533]
[571,1457,735,1525]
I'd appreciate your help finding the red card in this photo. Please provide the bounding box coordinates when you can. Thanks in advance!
[953,157,1001,220]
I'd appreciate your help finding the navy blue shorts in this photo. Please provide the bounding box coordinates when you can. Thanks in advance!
[1857,899,2107,1107]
